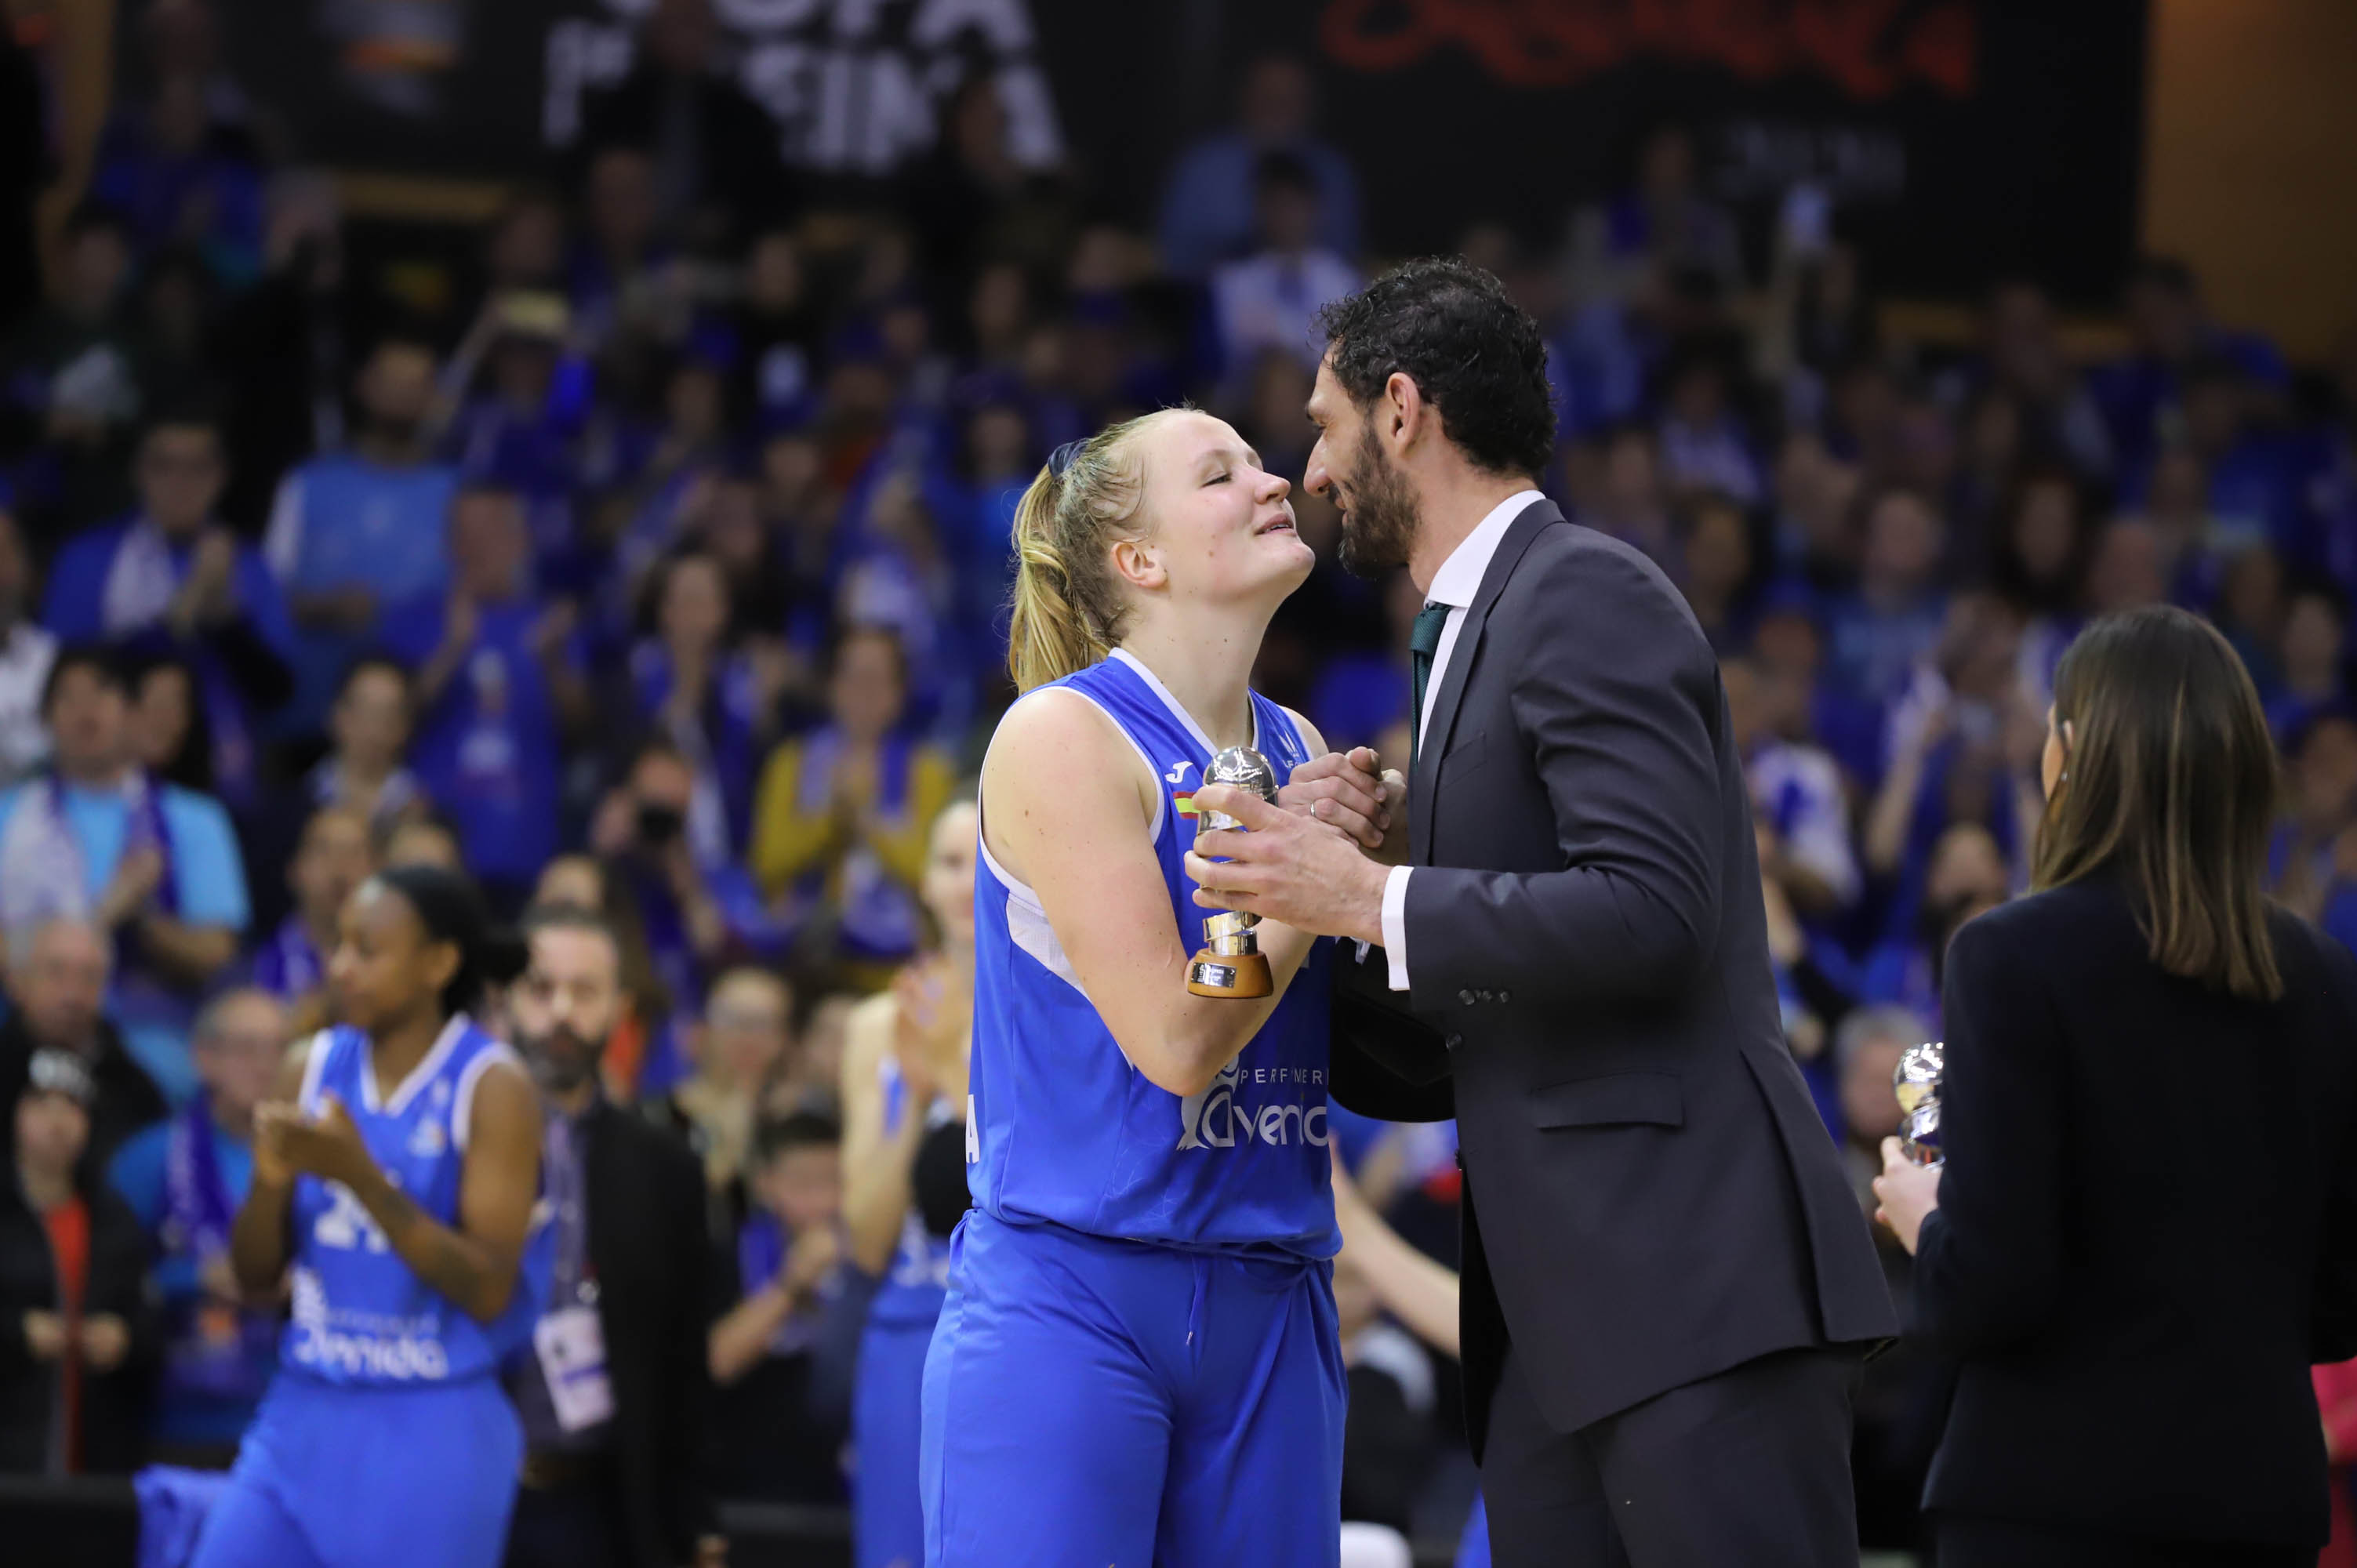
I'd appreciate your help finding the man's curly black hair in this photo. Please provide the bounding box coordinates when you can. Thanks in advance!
[1313,257,1556,479]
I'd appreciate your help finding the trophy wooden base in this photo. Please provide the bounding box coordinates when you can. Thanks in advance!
[1188,949,1273,998]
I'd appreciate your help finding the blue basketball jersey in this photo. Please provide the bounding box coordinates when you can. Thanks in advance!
[283,1017,552,1385]
[871,1051,954,1327]
[968,648,1337,1260]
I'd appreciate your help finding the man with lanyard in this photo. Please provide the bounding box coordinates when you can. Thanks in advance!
[41,409,297,812]
[0,645,249,1101]
[106,989,288,1462]
[503,903,721,1568]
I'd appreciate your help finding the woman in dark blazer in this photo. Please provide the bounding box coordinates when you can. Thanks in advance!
[1875,604,2357,1568]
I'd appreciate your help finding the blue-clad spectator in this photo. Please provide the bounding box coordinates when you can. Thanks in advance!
[1856,822,2011,1034]
[1156,54,1360,280]
[2268,583,2348,743]
[2090,255,2291,474]
[585,738,785,1034]
[604,355,737,648]
[1824,486,1948,704]
[1676,493,1758,658]
[43,411,294,809]
[439,292,590,593]
[0,646,248,1101]
[1988,467,2091,710]
[246,803,372,1036]
[2306,328,2357,594]
[2213,543,2289,702]
[1724,655,1861,920]
[4,205,150,537]
[625,550,786,856]
[1934,281,2114,486]
[88,74,263,284]
[105,987,286,1462]
[1572,423,1678,572]
[263,334,459,735]
[2174,357,2301,558]
[1657,350,1763,506]
[726,230,823,432]
[707,1105,861,1505]
[382,483,585,907]
[932,401,1031,664]
[1865,710,2037,962]
[1309,569,1416,757]
[304,655,427,838]
[0,504,57,788]
[567,146,675,355]
[1562,122,1745,307]
[1204,151,1360,396]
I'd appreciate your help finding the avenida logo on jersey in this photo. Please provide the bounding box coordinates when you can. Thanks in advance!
[1176,1059,1329,1151]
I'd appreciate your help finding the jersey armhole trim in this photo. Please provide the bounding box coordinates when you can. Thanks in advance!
[452,1040,525,1155]
[296,1029,336,1114]
[979,684,1169,885]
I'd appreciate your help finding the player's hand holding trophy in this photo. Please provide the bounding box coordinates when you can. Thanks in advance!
[1188,747,1278,999]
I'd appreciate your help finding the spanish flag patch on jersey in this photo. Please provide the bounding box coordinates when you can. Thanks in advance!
[1173,790,1199,818]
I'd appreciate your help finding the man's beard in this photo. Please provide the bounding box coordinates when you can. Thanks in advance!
[521,1025,601,1096]
[1335,424,1421,578]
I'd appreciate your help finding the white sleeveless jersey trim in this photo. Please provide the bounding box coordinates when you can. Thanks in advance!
[976,818,1085,998]
[1108,648,1265,760]
[452,1039,524,1154]
[990,679,1171,846]
[296,1028,336,1114]
[365,1013,470,1116]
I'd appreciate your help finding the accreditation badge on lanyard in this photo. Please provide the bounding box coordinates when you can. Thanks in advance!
[532,1290,615,1432]
[532,1124,612,1432]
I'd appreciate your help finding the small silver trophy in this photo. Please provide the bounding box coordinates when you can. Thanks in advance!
[1188,746,1280,999]
[1893,1040,1945,1167]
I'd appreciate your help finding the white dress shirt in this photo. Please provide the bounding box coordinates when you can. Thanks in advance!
[1379,489,1545,990]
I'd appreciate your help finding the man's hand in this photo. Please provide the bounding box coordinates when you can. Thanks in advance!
[441,593,481,657]
[1277,748,1403,857]
[169,531,241,635]
[1870,1138,1943,1256]
[97,845,166,931]
[529,597,579,663]
[79,1313,130,1371]
[1184,786,1389,947]
[780,1224,841,1305]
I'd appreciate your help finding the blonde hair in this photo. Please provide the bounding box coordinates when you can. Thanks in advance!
[1006,411,1174,693]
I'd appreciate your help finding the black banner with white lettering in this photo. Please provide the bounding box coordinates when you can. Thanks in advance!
[215,0,2147,303]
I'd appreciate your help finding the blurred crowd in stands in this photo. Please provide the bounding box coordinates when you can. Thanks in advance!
[2,0,2356,1559]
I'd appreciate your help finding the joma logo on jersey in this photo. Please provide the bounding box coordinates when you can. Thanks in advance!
[1176,1060,1330,1150]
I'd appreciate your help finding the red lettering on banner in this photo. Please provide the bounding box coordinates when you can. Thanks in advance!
[1317,0,1977,100]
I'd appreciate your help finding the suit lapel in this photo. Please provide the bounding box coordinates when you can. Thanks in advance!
[580,1099,616,1289]
[1411,498,1565,866]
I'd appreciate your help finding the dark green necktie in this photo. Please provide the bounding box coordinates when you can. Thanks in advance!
[1409,601,1451,765]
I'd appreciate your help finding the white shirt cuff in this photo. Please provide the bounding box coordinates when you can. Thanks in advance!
[1381,865,1414,992]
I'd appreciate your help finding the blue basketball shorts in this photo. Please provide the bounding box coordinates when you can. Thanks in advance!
[189,1370,522,1568]
[919,1210,1345,1568]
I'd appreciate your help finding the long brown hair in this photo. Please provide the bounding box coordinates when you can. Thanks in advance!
[2033,604,2282,1000]
[1005,411,1175,693]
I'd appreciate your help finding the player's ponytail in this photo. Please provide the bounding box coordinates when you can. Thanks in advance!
[1006,411,1167,693]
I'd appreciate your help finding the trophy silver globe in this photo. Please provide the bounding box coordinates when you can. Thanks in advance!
[1893,1040,1945,1167]
[1188,746,1280,999]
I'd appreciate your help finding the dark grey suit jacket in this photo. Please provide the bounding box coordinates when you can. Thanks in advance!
[1333,498,1896,1454]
